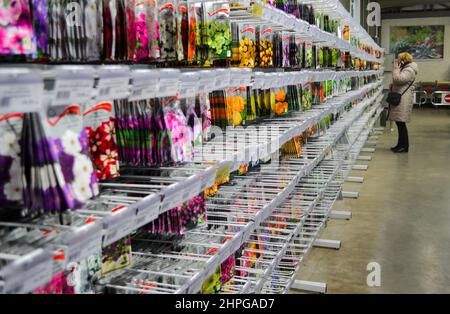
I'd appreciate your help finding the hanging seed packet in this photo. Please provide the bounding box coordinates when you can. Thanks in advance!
[186,2,196,63]
[103,0,128,61]
[0,114,25,211]
[301,82,312,110]
[179,72,202,152]
[158,0,178,62]
[204,1,231,63]
[201,265,222,294]
[162,97,193,163]
[288,0,300,18]
[257,25,273,67]
[84,0,103,61]
[83,102,119,181]
[127,0,151,62]
[281,32,290,68]
[43,104,99,209]
[31,0,49,59]
[230,21,239,66]
[293,35,303,69]
[272,86,288,116]
[101,235,132,275]
[272,32,282,68]
[177,1,188,62]
[148,0,160,61]
[0,0,36,59]
[179,193,206,230]
[220,254,235,284]
[226,87,247,127]
[125,0,136,60]
[304,42,313,69]
[238,23,256,68]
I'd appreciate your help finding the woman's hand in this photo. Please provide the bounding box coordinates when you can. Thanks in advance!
[394,62,400,70]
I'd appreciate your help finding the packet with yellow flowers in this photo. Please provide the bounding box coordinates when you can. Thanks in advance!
[238,23,256,68]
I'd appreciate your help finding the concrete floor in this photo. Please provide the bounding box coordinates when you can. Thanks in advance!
[293,107,450,293]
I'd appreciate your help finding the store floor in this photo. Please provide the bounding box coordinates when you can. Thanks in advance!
[293,107,450,293]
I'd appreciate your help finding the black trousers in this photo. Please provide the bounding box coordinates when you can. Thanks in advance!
[395,121,409,148]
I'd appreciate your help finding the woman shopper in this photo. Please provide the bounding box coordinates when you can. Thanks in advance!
[388,52,418,153]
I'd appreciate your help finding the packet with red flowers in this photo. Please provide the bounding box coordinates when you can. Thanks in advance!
[84,101,120,181]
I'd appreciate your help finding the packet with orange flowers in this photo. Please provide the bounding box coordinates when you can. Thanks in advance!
[271,86,289,116]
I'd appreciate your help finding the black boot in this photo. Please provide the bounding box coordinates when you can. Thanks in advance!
[393,147,409,153]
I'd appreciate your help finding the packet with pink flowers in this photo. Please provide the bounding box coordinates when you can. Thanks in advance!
[0,0,36,59]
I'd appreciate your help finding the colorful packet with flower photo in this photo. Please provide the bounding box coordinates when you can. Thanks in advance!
[103,0,128,61]
[31,0,49,59]
[238,23,256,68]
[83,101,120,181]
[127,0,151,62]
[204,1,231,65]
[84,0,103,61]
[0,113,25,211]
[0,0,36,60]
[41,103,99,210]
[162,95,193,163]
[101,235,132,275]
[158,0,178,62]
[281,32,290,68]
[271,86,288,116]
[177,1,188,62]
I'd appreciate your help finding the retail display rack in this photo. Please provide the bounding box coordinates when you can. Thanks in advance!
[0,0,384,294]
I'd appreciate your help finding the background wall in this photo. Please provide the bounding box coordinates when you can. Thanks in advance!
[382,17,450,87]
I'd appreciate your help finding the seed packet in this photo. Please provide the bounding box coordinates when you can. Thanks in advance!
[317,45,324,69]
[177,1,188,62]
[47,0,103,61]
[293,35,303,69]
[201,265,222,294]
[148,0,160,61]
[275,0,288,12]
[272,32,282,68]
[312,81,324,106]
[238,23,256,68]
[257,25,273,67]
[103,0,128,61]
[272,86,288,116]
[288,0,300,18]
[226,86,247,126]
[204,1,231,63]
[101,235,132,275]
[42,104,99,209]
[0,114,25,211]
[84,0,104,61]
[221,255,235,284]
[31,0,49,59]
[281,32,290,68]
[84,102,119,181]
[286,85,300,111]
[179,72,202,152]
[33,271,75,294]
[161,97,193,163]
[301,82,312,110]
[158,0,178,62]
[127,0,151,62]
[179,193,206,229]
[186,2,196,63]
[0,0,36,59]
[304,42,314,69]
[326,80,333,100]
[73,254,102,294]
